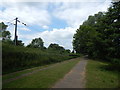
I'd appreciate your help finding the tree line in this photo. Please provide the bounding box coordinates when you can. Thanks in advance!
[0,22,71,53]
[73,1,120,64]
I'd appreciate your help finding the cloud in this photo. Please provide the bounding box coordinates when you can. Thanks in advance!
[53,1,111,27]
[19,27,31,31]
[0,2,51,28]
[19,27,76,50]
[42,25,49,29]
[1,0,111,2]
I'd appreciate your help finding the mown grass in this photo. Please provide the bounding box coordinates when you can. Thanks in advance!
[3,58,80,88]
[2,43,80,74]
[86,59,119,88]
[3,64,51,81]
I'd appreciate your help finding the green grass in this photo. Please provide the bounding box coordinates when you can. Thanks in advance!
[86,59,119,88]
[3,64,52,81]
[3,58,80,88]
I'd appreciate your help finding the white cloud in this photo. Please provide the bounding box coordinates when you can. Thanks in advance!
[19,27,76,50]
[1,0,112,2]
[0,2,51,28]
[53,1,111,27]
[42,25,49,29]
[19,27,31,31]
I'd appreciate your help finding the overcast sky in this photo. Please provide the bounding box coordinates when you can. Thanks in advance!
[0,0,112,50]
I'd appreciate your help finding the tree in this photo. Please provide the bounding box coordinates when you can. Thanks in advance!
[73,1,120,64]
[0,22,11,41]
[27,37,44,48]
[0,22,8,32]
[65,49,71,53]
[48,43,65,51]
[2,31,11,40]
[12,40,24,46]
[73,12,103,56]
[48,43,66,54]
[97,1,120,61]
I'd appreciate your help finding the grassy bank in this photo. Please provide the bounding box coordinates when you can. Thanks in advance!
[3,58,80,88]
[86,59,119,88]
[2,43,80,74]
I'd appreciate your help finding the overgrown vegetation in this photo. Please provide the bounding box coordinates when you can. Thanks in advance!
[73,2,120,65]
[2,43,80,74]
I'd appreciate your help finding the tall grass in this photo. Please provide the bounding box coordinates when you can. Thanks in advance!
[2,43,80,74]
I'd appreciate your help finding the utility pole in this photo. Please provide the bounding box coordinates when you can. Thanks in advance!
[14,17,18,45]
[13,17,26,46]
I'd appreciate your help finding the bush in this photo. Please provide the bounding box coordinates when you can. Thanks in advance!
[2,43,79,74]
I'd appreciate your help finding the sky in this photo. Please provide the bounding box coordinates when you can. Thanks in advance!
[0,0,112,50]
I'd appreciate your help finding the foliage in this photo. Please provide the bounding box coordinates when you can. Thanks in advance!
[2,31,11,40]
[12,40,24,46]
[48,43,65,50]
[27,37,44,48]
[65,49,71,53]
[0,22,8,31]
[2,43,80,74]
[48,43,68,53]
[73,2,120,64]
[17,40,24,46]
[0,22,10,41]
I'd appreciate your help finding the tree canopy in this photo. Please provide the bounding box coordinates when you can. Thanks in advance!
[48,43,71,53]
[27,37,44,48]
[48,43,65,51]
[73,1,120,64]
[0,22,8,32]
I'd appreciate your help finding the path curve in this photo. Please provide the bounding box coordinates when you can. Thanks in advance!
[53,57,87,88]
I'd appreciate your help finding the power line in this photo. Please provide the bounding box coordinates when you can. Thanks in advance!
[6,19,15,26]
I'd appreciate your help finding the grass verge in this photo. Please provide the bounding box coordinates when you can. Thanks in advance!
[86,59,119,88]
[3,64,52,81]
[3,58,80,88]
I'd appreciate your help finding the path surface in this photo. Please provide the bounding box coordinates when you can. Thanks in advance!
[53,58,87,88]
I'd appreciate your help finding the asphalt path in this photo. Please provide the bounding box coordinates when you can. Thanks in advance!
[53,57,88,88]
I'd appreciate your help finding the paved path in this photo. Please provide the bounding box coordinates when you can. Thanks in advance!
[53,58,87,88]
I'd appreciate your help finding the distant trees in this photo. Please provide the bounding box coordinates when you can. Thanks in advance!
[65,49,71,53]
[48,43,65,54]
[48,43,71,53]
[73,1,120,64]
[27,37,44,49]
[48,43,65,51]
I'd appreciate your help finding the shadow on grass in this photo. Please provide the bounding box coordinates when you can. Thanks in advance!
[98,62,120,88]
[94,59,120,72]
[86,55,119,72]
[88,58,120,88]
